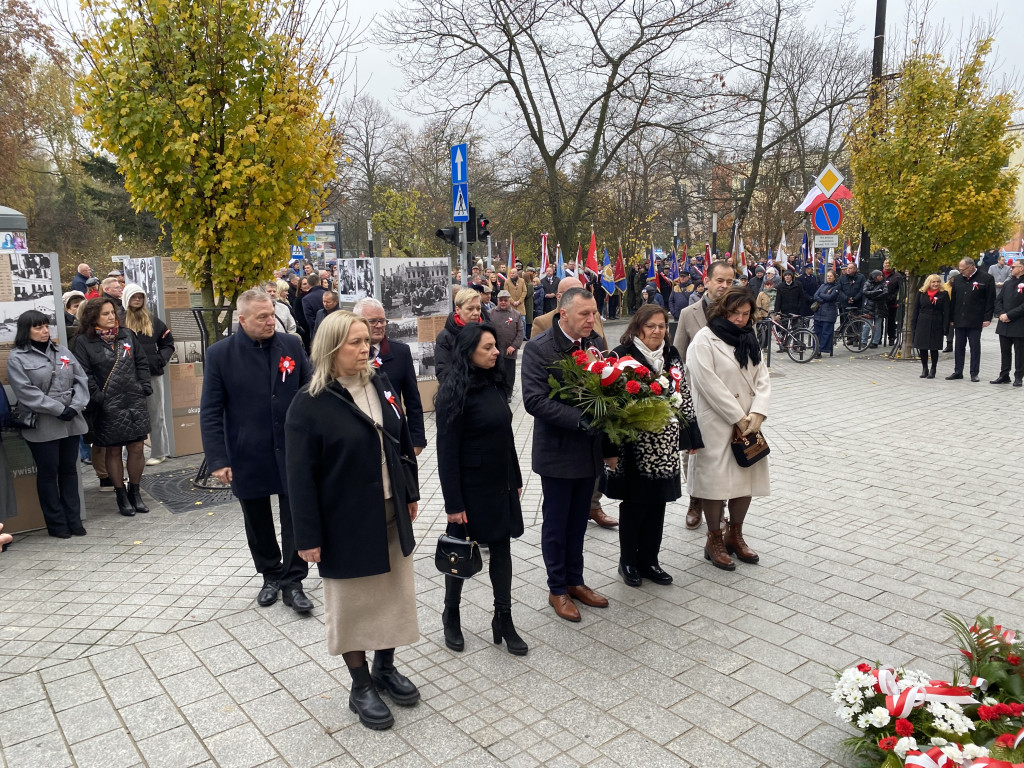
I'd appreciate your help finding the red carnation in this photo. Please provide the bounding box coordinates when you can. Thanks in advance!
[996,733,1016,748]
[857,663,872,674]
[977,705,999,721]
[878,737,898,751]
[572,350,589,366]
[1009,703,1024,717]
[894,719,913,737]
[995,703,1013,717]
[1008,654,1021,666]
[635,365,650,378]
[649,382,663,395]
[625,380,641,394]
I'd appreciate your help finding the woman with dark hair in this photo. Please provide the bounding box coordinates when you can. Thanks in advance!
[686,287,770,571]
[605,305,702,587]
[73,298,153,517]
[7,310,90,537]
[812,270,840,357]
[434,323,526,655]
[122,284,174,465]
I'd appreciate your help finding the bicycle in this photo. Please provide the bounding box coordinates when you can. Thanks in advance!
[839,310,873,353]
[755,314,819,363]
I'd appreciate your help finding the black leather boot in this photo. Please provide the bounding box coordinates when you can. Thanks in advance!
[348,664,393,730]
[371,649,420,706]
[127,483,149,513]
[442,577,465,652]
[491,611,528,656]
[114,486,135,516]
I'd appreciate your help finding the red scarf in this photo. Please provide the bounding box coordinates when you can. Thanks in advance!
[926,288,939,305]
[453,313,481,328]
[96,324,119,343]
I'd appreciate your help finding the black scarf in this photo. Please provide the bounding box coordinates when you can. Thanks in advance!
[708,316,761,369]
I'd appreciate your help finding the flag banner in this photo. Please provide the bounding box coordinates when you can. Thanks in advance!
[800,232,809,270]
[669,248,679,281]
[601,247,615,296]
[556,244,565,279]
[586,230,600,276]
[541,233,549,275]
[680,242,689,275]
[510,236,516,268]
[614,246,627,294]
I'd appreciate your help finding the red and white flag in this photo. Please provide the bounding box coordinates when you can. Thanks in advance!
[540,233,549,274]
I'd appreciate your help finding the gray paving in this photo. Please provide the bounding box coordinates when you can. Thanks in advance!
[0,323,1019,768]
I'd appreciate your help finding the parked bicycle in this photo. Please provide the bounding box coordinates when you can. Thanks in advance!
[839,310,873,353]
[755,313,819,363]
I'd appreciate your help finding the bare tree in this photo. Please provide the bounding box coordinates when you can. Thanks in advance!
[380,0,731,249]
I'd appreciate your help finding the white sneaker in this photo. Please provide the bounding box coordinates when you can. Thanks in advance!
[145,457,166,466]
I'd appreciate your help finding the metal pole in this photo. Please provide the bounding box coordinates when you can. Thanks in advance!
[461,222,469,285]
[673,219,679,253]
[711,214,718,256]
[487,235,492,269]
[367,218,374,259]
[871,0,886,89]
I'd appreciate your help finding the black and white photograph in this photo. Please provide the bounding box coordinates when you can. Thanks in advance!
[408,341,437,378]
[385,317,418,341]
[169,340,204,365]
[380,257,450,320]
[0,300,57,344]
[121,257,160,314]
[9,253,52,301]
[336,257,376,303]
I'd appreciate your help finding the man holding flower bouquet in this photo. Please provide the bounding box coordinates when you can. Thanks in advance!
[522,287,614,622]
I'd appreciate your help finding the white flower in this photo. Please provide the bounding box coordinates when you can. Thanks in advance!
[657,376,669,388]
[836,706,856,723]
[901,670,933,687]
[894,737,918,759]
[939,743,963,764]
[865,707,891,728]
[856,714,870,729]
[931,737,948,746]
[669,392,682,407]
[983,696,999,706]
[961,744,989,761]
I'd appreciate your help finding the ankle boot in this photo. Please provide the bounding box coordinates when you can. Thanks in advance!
[127,483,149,513]
[348,664,394,729]
[928,361,937,379]
[724,523,759,564]
[442,577,464,651]
[491,611,529,656]
[920,361,929,378]
[371,649,420,706]
[114,486,135,516]
[704,530,735,571]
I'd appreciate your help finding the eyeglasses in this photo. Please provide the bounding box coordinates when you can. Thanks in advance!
[366,319,387,326]
[642,323,667,332]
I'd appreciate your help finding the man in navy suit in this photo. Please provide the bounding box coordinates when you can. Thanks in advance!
[353,298,426,454]
[522,287,614,622]
[201,290,314,612]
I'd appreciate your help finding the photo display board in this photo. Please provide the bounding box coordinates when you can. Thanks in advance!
[379,257,449,381]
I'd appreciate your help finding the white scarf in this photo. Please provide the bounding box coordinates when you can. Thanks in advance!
[633,336,665,373]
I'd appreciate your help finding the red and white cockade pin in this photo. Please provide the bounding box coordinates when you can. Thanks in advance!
[372,356,383,368]
[59,355,70,369]
[383,390,401,419]
[1017,282,1023,294]
[279,356,296,382]
[122,342,132,358]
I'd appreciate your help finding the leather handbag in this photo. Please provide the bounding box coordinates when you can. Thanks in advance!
[731,425,770,467]
[6,403,36,431]
[434,526,483,580]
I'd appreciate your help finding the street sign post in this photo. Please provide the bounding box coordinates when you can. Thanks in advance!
[452,184,469,222]
[450,143,470,281]
[813,234,839,249]
[811,200,843,235]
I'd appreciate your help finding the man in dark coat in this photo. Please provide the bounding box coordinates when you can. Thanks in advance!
[101,277,126,322]
[200,290,313,612]
[991,259,1024,386]
[488,290,524,401]
[311,290,339,344]
[947,256,996,381]
[522,287,612,623]
[837,262,866,325]
[880,259,904,345]
[353,297,427,453]
[540,266,558,314]
[71,263,92,294]
[796,263,819,316]
[301,281,327,336]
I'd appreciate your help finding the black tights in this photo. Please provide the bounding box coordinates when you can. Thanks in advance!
[444,537,513,612]
[105,440,145,488]
[703,497,751,531]
[343,649,394,670]
[919,349,939,374]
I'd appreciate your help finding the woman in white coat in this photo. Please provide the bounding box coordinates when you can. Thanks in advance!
[686,287,770,571]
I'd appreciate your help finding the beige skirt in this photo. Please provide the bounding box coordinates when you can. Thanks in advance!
[323,501,419,655]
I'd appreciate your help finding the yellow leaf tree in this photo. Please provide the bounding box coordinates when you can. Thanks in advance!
[76,0,340,332]
[849,37,1019,356]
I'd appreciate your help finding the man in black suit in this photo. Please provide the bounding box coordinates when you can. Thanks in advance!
[353,298,427,454]
[991,259,1024,386]
[540,265,558,314]
[522,287,613,622]
[201,290,314,613]
[947,256,996,382]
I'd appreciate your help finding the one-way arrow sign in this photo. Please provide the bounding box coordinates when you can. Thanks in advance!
[451,144,467,184]
[453,184,469,222]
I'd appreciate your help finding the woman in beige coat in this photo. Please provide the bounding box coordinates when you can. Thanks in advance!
[686,287,770,571]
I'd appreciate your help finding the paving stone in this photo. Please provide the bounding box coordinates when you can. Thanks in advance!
[69,728,142,768]
[181,692,250,738]
[2,730,74,768]
[203,722,279,768]
[0,701,58,747]
[136,725,212,768]
[55,697,122,744]
[266,720,343,768]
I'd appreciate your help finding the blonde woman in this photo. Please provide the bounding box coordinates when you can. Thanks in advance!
[266,280,298,336]
[912,274,950,379]
[286,311,421,731]
[435,287,483,379]
[123,285,174,465]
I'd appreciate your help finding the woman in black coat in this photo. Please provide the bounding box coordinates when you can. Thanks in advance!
[912,274,951,379]
[73,298,152,517]
[435,287,483,380]
[605,305,702,587]
[435,323,526,656]
[286,311,421,731]
[774,270,804,317]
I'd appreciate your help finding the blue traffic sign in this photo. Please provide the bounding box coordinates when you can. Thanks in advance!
[451,144,468,184]
[812,200,843,235]
[453,184,469,222]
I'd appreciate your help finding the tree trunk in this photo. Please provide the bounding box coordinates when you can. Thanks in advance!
[901,272,922,361]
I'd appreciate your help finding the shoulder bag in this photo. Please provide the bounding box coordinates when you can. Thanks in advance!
[434,524,483,580]
[731,425,770,467]
[5,355,58,432]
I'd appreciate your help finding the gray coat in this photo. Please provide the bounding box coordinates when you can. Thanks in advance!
[7,342,90,443]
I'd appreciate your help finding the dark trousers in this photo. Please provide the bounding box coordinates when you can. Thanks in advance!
[617,500,666,568]
[26,436,82,535]
[443,537,512,611]
[919,349,940,374]
[238,494,308,588]
[953,326,983,376]
[608,294,620,319]
[814,319,835,353]
[501,357,516,400]
[885,304,899,344]
[540,475,594,594]
[999,335,1024,379]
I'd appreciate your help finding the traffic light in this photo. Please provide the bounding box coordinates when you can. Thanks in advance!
[476,214,490,242]
[466,206,477,243]
[435,226,459,245]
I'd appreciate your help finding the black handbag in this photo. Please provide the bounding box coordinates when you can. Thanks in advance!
[7,403,36,431]
[731,426,770,467]
[434,526,483,580]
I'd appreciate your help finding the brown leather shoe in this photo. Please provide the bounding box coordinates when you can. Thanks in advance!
[548,593,581,622]
[685,498,702,530]
[724,523,759,564]
[567,584,609,608]
[704,530,736,571]
[589,507,618,528]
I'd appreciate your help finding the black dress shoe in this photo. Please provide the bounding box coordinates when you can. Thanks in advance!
[282,587,313,613]
[1015,379,1023,387]
[991,376,1011,384]
[618,563,642,587]
[639,564,674,585]
[945,372,963,380]
[70,525,87,536]
[257,581,280,607]
[971,375,980,382]
[48,529,72,539]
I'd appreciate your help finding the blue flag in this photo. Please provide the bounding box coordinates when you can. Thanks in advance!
[556,245,565,279]
[646,244,656,280]
[669,248,679,280]
[601,248,615,295]
[800,232,809,269]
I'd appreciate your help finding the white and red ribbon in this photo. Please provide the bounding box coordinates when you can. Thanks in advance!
[122,342,132,359]
[905,747,953,768]
[279,356,295,382]
[372,356,382,368]
[384,390,400,419]
[581,351,644,388]
[59,356,70,370]
[871,666,978,717]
